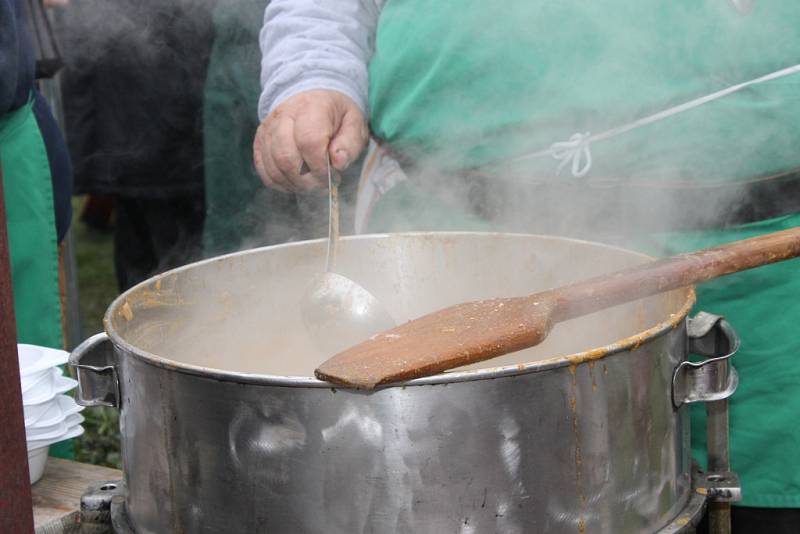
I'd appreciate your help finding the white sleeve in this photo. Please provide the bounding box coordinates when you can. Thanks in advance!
[258,0,384,120]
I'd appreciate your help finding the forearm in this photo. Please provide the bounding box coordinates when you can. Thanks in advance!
[258,0,382,120]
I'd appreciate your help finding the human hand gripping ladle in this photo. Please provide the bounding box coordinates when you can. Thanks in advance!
[300,154,396,356]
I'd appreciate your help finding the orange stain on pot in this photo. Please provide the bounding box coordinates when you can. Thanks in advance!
[560,288,694,370]
[121,301,134,321]
[569,360,586,530]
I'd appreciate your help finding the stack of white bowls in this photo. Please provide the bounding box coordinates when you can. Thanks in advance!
[18,344,85,484]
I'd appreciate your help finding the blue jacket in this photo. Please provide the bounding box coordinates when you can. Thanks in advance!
[0,0,35,116]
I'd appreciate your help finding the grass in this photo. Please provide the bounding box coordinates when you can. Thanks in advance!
[69,196,122,469]
[71,199,117,335]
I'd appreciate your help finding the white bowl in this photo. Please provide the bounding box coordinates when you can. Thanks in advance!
[24,394,83,428]
[26,413,84,441]
[28,445,50,485]
[23,394,55,426]
[22,378,77,421]
[18,344,68,375]
[27,422,84,452]
[22,369,77,405]
[18,344,68,389]
[21,364,57,396]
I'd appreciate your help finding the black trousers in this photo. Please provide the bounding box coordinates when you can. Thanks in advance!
[113,194,204,291]
[697,506,800,534]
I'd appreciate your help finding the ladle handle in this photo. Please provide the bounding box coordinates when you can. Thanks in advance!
[325,154,339,273]
[551,226,800,322]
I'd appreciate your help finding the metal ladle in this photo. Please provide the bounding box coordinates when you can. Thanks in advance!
[300,155,395,356]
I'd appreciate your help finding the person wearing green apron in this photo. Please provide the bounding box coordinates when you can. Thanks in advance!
[256,1,800,531]
[2,0,73,457]
[202,0,320,257]
[204,0,333,257]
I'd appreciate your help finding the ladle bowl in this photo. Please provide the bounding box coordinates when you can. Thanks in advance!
[299,155,395,355]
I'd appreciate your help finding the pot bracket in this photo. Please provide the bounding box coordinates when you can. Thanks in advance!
[672,312,740,408]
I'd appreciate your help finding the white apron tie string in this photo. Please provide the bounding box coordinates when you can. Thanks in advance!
[509,63,800,178]
[550,132,592,177]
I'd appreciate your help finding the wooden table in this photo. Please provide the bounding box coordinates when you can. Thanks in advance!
[32,458,122,532]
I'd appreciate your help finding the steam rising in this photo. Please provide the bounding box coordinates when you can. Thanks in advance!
[362,1,800,249]
[65,1,800,376]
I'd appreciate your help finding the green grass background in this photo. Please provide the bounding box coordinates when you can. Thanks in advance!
[70,197,122,468]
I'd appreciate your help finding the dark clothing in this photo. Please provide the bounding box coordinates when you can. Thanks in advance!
[32,90,72,242]
[59,0,213,287]
[0,0,35,115]
[731,507,800,534]
[60,0,214,197]
[697,506,800,534]
[113,194,203,290]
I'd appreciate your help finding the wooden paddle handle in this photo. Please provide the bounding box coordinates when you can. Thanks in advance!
[551,226,800,322]
[316,227,800,389]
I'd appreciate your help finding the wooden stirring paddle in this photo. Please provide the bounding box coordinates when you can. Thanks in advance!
[315,226,800,389]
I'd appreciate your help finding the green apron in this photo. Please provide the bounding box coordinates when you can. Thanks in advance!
[0,100,69,457]
[368,169,800,511]
[645,215,800,509]
[202,0,264,256]
[203,0,303,256]
[366,1,800,507]
[369,1,800,179]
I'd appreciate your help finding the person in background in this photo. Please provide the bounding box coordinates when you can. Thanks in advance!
[1,0,72,353]
[1,0,73,456]
[203,0,340,258]
[60,0,214,290]
[255,2,800,532]
[202,0,309,256]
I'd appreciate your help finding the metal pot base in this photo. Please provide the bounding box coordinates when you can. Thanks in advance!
[92,463,713,534]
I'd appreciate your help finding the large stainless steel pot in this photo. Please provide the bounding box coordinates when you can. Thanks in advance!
[70,233,739,533]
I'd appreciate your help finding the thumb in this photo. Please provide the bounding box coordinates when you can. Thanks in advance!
[329,107,368,171]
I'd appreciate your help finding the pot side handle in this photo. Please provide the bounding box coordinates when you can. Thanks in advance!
[69,333,119,408]
[672,312,740,409]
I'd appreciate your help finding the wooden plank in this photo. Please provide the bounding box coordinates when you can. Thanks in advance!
[0,162,35,533]
[32,458,122,528]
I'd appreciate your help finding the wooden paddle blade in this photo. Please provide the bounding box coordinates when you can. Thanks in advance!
[315,296,555,389]
[316,226,800,389]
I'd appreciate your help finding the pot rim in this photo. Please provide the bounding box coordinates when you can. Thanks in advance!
[103,231,696,389]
